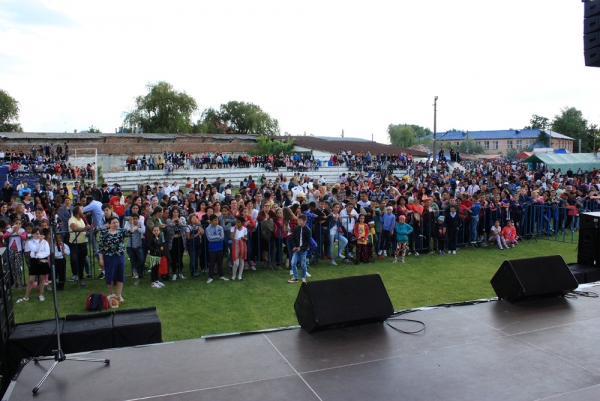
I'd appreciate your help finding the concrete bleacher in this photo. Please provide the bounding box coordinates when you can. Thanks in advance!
[102,165,354,190]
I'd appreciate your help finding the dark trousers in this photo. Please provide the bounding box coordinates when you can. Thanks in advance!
[54,257,66,290]
[208,250,224,278]
[71,243,88,280]
[380,230,391,253]
[170,237,184,274]
[127,246,145,277]
[448,229,458,251]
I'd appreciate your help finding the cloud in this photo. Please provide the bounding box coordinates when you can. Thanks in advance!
[0,0,75,28]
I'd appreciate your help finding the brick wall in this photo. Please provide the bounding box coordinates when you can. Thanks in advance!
[1,138,257,157]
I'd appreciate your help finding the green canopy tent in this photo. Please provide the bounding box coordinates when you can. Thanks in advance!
[522,153,600,172]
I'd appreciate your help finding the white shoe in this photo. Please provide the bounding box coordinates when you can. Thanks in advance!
[172,274,177,281]
[207,278,213,284]
[377,250,382,256]
[151,282,161,288]
[178,273,185,279]
[415,252,419,257]
[157,281,165,287]
[231,276,236,281]
[383,251,387,257]
[330,260,337,266]
[250,266,257,271]
[220,276,229,281]
[306,272,311,277]
[132,271,139,279]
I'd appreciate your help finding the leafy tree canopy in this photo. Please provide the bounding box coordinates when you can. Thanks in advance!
[194,101,280,136]
[123,81,198,133]
[250,136,294,155]
[524,114,550,130]
[458,138,483,155]
[88,125,101,133]
[388,124,416,148]
[0,88,23,132]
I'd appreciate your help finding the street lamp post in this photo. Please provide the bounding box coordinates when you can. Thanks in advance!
[432,96,438,167]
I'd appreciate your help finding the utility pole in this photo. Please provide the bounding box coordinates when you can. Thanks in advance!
[432,96,438,166]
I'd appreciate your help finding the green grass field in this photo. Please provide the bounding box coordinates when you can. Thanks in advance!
[13,239,578,342]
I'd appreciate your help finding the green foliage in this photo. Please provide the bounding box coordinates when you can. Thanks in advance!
[13,239,577,341]
[506,148,519,160]
[537,130,551,147]
[458,138,483,155]
[525,114,550,130]
[220,101,280,136]
[0,88,23,132]
[88,125,101,133]
[388,124,416,148]
[193,102,280,136]
[123,81,198,133]
[250,136,294,155]
[551,107,590,152]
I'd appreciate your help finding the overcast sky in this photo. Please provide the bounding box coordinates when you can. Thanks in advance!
[0,0,597,143]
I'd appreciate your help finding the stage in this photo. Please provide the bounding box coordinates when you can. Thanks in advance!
[6,284,600,401]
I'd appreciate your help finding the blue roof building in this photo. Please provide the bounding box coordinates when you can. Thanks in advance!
[429,129,574,154]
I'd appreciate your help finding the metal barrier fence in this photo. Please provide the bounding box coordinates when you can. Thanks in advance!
[4,203,582,286]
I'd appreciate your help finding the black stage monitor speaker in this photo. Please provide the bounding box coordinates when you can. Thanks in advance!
[584,3,600,67]
[62,312,114,354]
[577,228,600,266]
[113,307,162,347]
[294,274,394,333]
[491,255,578,303]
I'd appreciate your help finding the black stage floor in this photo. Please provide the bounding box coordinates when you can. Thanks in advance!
[7,284,600,401]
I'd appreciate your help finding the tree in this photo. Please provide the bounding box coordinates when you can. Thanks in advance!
[537,130,551,147]
[0,88,23,132]
[219,101,279,136]
[250,136,294,155]
[123,81,198,133]
[506,148,519,160]
[192,108,224,134]
[551,107,589,152]
[388,124,416,148]
[88,125,101,133]
[458,139,483,155]
[525,114,550,130]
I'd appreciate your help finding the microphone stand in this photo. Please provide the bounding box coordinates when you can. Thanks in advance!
[31,209,110,394]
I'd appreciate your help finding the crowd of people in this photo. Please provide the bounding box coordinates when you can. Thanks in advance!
[2,150,600,305]
[3,144,96,182]
[123,150,416,175]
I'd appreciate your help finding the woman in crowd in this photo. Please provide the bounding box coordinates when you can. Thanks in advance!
[166,208,187,280]
[98,216,134,302]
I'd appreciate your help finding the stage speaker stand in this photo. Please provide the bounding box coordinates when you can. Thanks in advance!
[491,255,578,303]
[62,312,114,354]
[294,274,394,333]
[113,307,162,347]
[7,319,64,374]
[0,248,8,277]
[584,1,600,67]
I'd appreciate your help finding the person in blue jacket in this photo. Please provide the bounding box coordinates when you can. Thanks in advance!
[394,215,413,264]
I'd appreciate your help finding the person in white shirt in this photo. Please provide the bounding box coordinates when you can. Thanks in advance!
[230,217,248,281]
[163,182,172,197]
[340,202,359,233]
[17,227,51,303]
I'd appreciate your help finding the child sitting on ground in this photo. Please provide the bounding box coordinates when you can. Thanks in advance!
[489,220,508,250]
[501,220,518,248]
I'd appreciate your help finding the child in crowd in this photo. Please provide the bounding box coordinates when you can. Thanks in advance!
[205,214,228,283]
[288,214,310,283]
[148,225,166,288]
[501,220,518,248]
[17,227,50,303]
[53,233,70,290]
[379,206,396,258]
[366,221,376,263]
[489,220,508,250]
[394,215,413,263]
[354,214,370,264]
[230,216,248,280]
[435,215,448,255]
[3,219,27,288]
[446,205,460,254]
[125,213,146,283]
